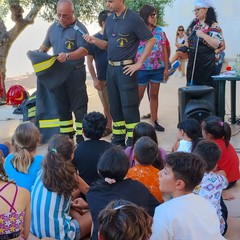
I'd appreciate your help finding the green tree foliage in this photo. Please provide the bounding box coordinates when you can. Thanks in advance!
[125,0,174,25]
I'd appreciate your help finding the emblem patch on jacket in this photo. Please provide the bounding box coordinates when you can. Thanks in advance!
[65,37,75,50]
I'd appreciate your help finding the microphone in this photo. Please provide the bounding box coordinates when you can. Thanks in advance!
[73,25,85,35]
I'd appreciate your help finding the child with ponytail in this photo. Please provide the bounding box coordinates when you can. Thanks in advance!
[31,134,91,240]
[172,118,202,153]
[201,116,240,189]
[4,122,43,192]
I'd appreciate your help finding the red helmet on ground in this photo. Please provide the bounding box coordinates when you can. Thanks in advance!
[6,85,28,106]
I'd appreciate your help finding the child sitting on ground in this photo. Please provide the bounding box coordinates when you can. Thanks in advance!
[127,136,163,202]
[98,199,153,240]
[86,146,159,240]
[201,116,240,190]
[73,111,112,186]
[4,122,43,192]
[31,134,91,240]
[125,122,166,169]
[150,152,225,239]
[172,118,202,152]
[0,153,30,240]
[193,140,228,235]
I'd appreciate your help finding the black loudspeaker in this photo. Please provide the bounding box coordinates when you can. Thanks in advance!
[178,85,215,124]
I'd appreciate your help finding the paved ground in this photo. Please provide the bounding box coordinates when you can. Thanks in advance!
[1,72,240,239]
[2,71,240,151]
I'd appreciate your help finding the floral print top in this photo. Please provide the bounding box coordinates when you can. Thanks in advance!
[136,26,166,70]
[194,172,228,234]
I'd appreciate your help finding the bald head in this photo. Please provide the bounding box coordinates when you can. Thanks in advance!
[57,0,74,10]
[57,0,75,27]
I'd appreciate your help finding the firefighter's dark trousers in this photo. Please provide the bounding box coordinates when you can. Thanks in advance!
[107,64,140,147]
[54,66,88,142]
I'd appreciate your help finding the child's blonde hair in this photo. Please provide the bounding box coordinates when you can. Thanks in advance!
[11,122,40,173]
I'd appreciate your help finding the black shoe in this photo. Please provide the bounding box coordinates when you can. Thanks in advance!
[141,113,151,119]
[153,121,165,132]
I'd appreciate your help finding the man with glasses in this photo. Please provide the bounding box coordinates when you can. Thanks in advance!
[84,0,156,147]
[39,0,90,143]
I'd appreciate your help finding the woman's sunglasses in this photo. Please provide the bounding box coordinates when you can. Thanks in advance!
[178,29,184,31]
[150,13,157,18]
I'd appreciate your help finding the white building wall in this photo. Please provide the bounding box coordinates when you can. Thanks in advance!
[163,0,240,59]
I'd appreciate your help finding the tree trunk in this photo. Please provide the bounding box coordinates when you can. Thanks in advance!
[0,4,41,101]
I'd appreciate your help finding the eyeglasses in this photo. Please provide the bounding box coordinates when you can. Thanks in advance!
[178,29,184,31]
[57,13,72,19]
[192,8,205,13]
[150,13,157,18]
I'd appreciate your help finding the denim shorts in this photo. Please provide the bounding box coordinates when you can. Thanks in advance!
[137,68,164,86]
[72,219,81,240]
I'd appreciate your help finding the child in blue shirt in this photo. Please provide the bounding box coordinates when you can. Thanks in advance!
[4,122,43,192]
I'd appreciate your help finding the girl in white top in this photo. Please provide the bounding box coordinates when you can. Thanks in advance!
[170,25,189,76]
[176,26,188,46]
[172,118,202,153]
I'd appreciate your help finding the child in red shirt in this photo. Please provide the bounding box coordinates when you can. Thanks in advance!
[202,116,240,188]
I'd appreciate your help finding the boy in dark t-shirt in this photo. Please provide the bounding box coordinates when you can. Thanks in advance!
[87,10,112,137]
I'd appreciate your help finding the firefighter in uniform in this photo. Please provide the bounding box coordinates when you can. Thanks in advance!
[84,0,156,147]
[39,0,90,143]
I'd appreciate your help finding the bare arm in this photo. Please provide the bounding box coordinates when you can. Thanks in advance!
[196,30,220,49]
[166,45,171,59]
[57,47,88,63]
[87,55,101,91]
[214,169,227,177]
[163,44,169,81]
[123,37,156,76]
[39,42,88,62]
[21,190,31,240]
[172,140,180,152]
[176,36,188,48]
[71,197,89,210]
[175,37,179,48]
[84,34,108,50]
[72,174,90,199]
[39,45,49,52]
[164,32,171,59]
